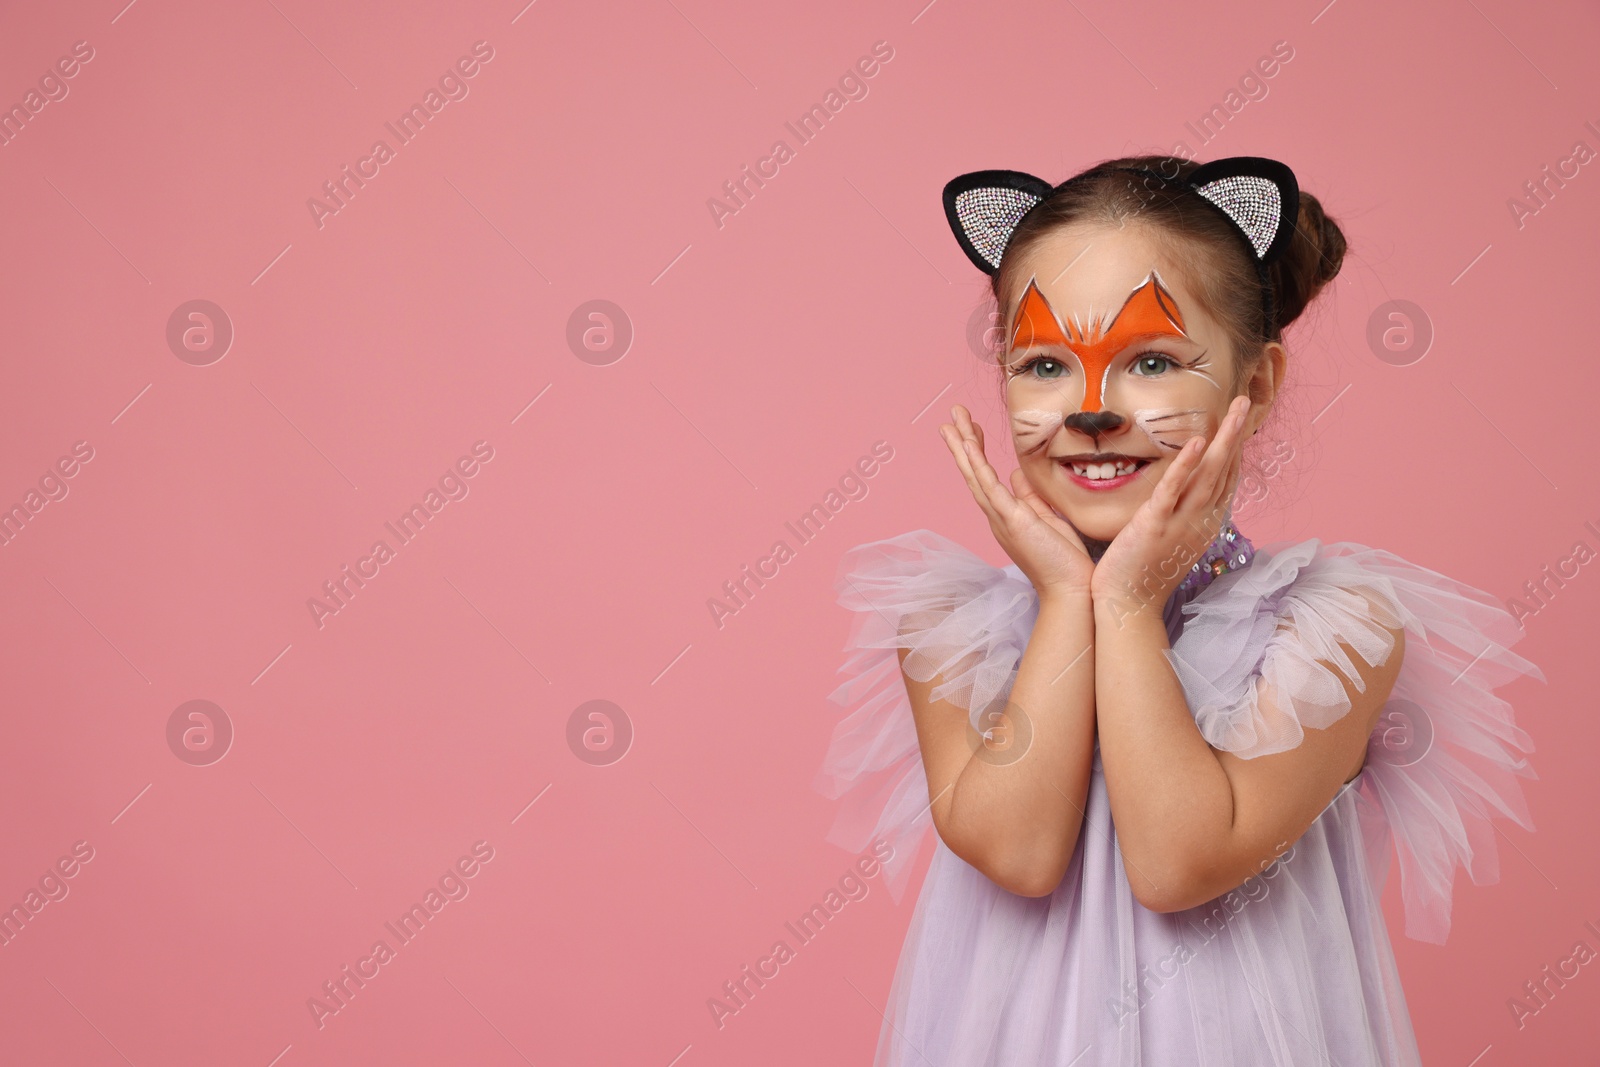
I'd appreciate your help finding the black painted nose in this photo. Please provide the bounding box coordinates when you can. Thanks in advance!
[1062,410,1126,439]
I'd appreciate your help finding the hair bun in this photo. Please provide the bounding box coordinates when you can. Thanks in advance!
[1268,192,1346,335]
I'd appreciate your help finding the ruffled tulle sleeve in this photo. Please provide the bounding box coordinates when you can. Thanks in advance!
[813,529,1039,902]
[1166,538,1545,944]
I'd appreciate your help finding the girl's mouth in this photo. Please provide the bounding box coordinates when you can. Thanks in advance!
[1055,455,1153,490]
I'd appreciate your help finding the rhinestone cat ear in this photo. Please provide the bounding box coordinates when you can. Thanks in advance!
[1186,156,1299,264]
[941,170,1057,275]
[941,157,1300,276]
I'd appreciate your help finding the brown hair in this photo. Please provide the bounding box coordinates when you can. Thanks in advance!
[993,154,1347,396]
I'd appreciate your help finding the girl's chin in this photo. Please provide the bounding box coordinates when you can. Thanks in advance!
[1040,491,1138,540]
[1029,468,1147,541]
[1044,505,1130,546]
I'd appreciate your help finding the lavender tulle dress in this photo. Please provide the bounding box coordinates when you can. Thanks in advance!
[814,523,1542,1066]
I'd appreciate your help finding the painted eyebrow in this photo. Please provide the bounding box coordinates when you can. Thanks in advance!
[1008,328,1193,352]
[1101,328,1193,345]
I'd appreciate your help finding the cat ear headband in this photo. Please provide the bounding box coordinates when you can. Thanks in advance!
[941,156,1299,336]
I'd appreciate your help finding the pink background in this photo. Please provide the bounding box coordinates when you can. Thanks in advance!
[1,0,1596,1062]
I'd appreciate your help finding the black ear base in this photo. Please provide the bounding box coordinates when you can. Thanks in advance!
[942,170,1056,275]
[1186,156,1300,265]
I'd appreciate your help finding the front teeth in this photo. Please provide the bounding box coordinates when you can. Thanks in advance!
[1068,459,1143,480]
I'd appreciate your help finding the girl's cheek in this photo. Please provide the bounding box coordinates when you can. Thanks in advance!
[1130,407,1210,455]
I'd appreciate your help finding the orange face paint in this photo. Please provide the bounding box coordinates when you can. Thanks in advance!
[1007,271,1189,412]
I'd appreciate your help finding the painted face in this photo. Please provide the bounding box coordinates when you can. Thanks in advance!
[1004,266,1225,459]
[996,224,1254,544]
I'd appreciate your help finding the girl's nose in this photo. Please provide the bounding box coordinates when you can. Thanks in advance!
[1063,410,1126,441]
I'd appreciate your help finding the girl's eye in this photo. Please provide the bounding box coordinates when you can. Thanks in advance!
[1133,353,1176,376]
[1011,355,1068,380]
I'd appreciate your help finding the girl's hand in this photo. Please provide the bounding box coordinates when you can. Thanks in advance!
[1091,395,1250,618]
[940,404,1096,599]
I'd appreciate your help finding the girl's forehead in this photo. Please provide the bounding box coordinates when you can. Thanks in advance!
[1006,225,1204,327]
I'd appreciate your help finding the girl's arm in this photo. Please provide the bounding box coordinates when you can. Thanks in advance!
[900,584,1096,898]
[1092,594,1404,913]
[1087,395,1404,913]
[904,405,1102,898]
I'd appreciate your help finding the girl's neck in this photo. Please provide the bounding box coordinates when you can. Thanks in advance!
[1080,533,1113,562]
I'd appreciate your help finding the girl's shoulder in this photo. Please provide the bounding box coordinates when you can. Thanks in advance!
[1169,536,1543,754]
[831,528,1042,736]
[831,527,1033,606]
[1167,534,1545,944]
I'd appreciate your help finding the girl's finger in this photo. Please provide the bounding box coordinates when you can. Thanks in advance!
[1216,420,1247,514]
[951,408,996,479]
[1183,396,1249,512]
[1219,443,1245,515]
[1011,467,1050,517]
[1150,433,1206,516]
[940,423,1002,522]
[961,435,1026,520]
[1181,400,1249,545]
[945,423,1023,532]
[951,404,982,450]
[947,408,1017,510]
[1012,467,1069,531]
[958,407,992,463]
[940,419,992,508]
[1013,470,1089,550]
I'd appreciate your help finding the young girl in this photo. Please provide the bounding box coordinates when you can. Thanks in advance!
[815,155,1542,1065]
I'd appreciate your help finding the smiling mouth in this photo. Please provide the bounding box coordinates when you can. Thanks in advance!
[1052,452,1155,481]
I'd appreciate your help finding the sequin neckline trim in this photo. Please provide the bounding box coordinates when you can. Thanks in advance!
[1177,519,1256,598]
[1082,519,1257,597]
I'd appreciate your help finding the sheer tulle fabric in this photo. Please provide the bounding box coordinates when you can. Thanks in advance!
[814,530,1542,1066]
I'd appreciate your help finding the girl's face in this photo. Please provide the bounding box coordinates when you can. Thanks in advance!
[1000,222,1257,544]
